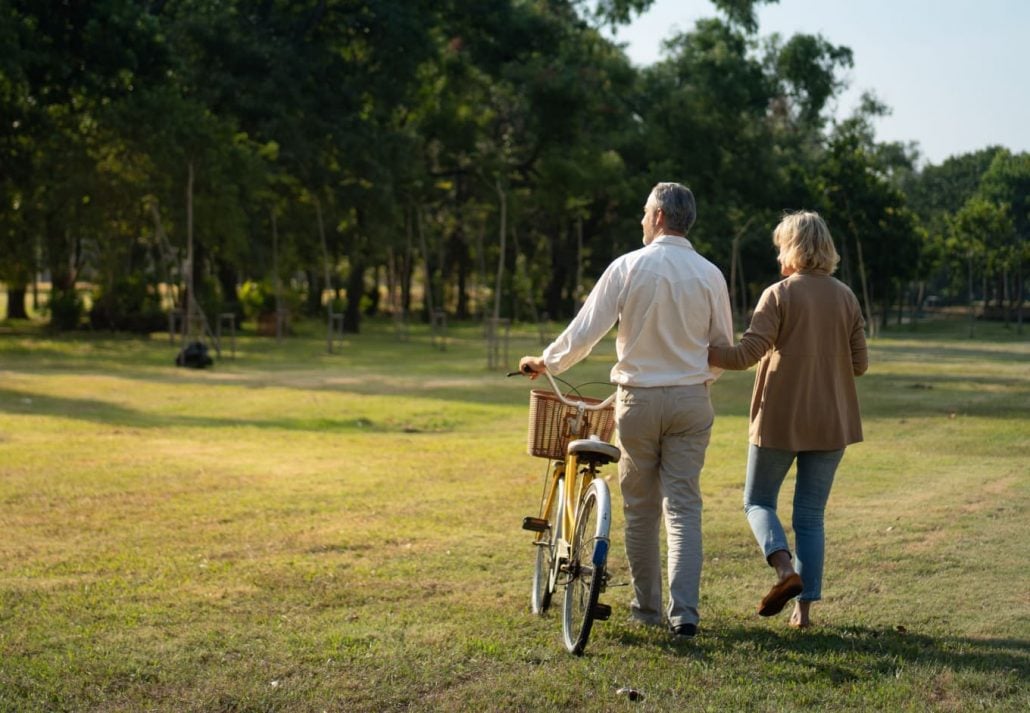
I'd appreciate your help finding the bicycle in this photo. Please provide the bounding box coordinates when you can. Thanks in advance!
[510,366,621,655]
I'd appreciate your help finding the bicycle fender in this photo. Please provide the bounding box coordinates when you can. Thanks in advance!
[588,479,612,566]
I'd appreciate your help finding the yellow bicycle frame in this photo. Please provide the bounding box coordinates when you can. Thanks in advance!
[535,452,594,553]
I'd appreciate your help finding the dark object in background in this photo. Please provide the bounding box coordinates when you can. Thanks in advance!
[175,341,213,368]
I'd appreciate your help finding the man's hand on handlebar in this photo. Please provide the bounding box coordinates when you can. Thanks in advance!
[518,356,547,380]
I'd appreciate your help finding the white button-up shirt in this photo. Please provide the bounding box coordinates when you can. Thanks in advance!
[543,234,733,387]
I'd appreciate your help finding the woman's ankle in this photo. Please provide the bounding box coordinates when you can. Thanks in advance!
[767,549,796,580]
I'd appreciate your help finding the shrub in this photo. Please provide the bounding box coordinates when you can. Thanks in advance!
[89,277,166,333]
[46,290,84,330]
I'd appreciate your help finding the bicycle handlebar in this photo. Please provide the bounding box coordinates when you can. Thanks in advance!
[508,365,617,411]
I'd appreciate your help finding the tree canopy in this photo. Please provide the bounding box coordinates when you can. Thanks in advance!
[0,0,1024,333]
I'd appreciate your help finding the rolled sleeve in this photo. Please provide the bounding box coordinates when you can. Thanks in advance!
[542,262,623,375]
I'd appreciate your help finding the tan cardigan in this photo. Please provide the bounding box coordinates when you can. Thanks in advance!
[710,272,868,451]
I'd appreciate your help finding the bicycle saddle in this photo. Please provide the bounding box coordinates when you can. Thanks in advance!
[567,437,621,465]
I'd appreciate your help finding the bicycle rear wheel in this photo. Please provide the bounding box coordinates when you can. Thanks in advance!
[532,476,563,614]
[562,478,612,655]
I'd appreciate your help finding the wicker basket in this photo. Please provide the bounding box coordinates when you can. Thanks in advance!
[526,389,616,459]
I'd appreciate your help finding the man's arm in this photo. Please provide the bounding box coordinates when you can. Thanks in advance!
[707,271,735,379]
[520,260,624,377]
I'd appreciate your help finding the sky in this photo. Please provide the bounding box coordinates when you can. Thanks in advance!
[606,0,1030,166]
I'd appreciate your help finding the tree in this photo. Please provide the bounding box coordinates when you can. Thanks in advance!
[817,101,921,333]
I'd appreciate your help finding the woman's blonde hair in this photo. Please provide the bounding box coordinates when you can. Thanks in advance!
[772,210,840,274]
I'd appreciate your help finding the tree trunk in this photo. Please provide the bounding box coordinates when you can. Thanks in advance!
[305,269,322,315]
[896,281,904,327]
[5,284,29,319]
[386,251,399,315]
[364,264,380,318]
[402,214,414,316]
[271,208,284,340]
[837,229,853,287]
[913,280,925,331]
[184,160,196,345]
[475,223,488,320]
[729,218,753,330]
[346,261,365,332]
[854,232,874,338]
[512,225,540,326]
[1002,266,1010,327]
[1017,252,1024,334]
[575,216,584,312]
[452,176,470,320]
[492,179,507,323]
[314,194,335,351]
[215,258,241,326]
[452,229,470,320]
[417,206,435,322]
[545,220,570,319]
[968,252,976,338]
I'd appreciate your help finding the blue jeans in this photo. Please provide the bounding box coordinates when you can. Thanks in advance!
[743,444,845,601]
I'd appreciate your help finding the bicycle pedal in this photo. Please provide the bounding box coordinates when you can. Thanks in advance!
[521,516,549,533]
[591,603,612,621]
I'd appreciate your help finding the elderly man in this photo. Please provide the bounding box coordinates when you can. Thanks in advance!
[520,182,733,638]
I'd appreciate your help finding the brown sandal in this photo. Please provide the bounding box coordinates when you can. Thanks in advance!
[758,573,803,617]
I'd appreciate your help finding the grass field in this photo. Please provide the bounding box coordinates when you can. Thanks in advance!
[1,316,1028,712]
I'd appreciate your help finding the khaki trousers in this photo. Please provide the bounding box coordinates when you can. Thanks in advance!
[616,383,713,627]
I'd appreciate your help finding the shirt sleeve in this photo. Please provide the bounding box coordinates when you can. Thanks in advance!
[709,285,779,371]
[707,269,735,380]
[542,259,623,375]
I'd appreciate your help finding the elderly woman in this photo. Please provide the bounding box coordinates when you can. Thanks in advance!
[709,211,867,628]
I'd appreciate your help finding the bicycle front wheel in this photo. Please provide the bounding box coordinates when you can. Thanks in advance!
[532,476,563,614]
[562,478,612,655]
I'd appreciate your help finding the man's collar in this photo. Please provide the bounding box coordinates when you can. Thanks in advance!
[651,234,694,249]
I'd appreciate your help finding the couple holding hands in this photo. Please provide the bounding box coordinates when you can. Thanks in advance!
[520,182,868,638]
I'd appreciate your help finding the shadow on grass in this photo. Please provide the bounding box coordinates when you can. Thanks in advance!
[713,369,1029,420]
[0,387,458,433]
[856,373,1030,420]
[613,622,1029,682]
[0,339,544,406]
[871,341,1030,364]
[739,625,1026,683]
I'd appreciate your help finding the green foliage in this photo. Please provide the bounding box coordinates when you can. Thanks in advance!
[43,289,84,330]
[88,276,165,333]
[907,147,1027,309]
[711,0,780,34]
[772,32,853,125]
[0,0,1022,332]
[237,279,277,319]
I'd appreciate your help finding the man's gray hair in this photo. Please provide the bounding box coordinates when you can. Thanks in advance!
[649,182,697,235]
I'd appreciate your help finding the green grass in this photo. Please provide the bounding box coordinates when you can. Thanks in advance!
[1,316,1027,711]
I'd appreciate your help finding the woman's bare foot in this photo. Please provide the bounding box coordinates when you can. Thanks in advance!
[789,600,812,628]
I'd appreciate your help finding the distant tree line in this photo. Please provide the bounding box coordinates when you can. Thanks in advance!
[1,0,1026,335]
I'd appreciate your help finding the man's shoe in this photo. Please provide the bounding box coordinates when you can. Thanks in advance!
[758,573,803,617]
[669,623,697,638]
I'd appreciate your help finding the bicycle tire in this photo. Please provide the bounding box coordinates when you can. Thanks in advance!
[562,478,612,655]
[532,476,563,614]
